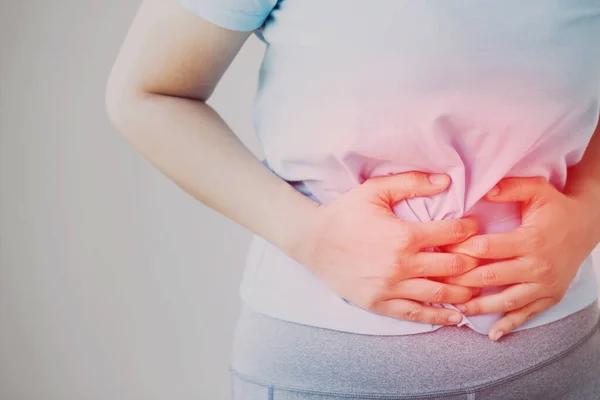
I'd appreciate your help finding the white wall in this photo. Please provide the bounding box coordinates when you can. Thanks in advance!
[0,1,265,399]
[1,1,599,399]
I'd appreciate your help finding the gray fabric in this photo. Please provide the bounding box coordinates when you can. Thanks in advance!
[230,301,600,399]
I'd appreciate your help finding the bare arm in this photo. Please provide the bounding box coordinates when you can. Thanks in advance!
[105,0,485,326]
[564,118,600,242]
[105,0,320,258]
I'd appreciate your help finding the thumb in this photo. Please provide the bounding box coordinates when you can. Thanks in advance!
[484,177,549,204]
[365,171,451,205]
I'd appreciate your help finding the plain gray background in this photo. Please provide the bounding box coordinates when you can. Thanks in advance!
[1,1,599,399]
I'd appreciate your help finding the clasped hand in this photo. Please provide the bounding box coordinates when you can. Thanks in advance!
[441,177,599,341]
[298,172,598,342]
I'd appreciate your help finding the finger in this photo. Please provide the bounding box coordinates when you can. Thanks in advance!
[366,171,451,206]
[444,229,531,259]
[391,278,475,304]
[443,258,536,287]
[484,176,549,204]
[488,297,557,341]
[374,298,464,326]
[426,277,481,296]
[452,283,542,316]
[401,252,479,278]
[406,217,479,248]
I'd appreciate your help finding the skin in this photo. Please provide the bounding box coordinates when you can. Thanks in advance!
[106,0,600,340]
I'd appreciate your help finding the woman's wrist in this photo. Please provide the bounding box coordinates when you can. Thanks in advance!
[266,183,323,266]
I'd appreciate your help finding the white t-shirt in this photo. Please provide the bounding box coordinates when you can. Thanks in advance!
[179,0,600,335]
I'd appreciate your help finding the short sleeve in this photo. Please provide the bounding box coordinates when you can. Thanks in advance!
[177,0,278,32]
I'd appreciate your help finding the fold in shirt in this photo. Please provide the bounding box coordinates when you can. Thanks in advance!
[243,49,600,335]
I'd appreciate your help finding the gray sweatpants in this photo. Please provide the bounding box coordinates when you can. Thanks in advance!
[229,300,600,399]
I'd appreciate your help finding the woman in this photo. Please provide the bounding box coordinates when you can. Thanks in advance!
[105,0,600,398]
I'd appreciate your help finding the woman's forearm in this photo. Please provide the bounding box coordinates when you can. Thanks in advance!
[564,117,600,243]
[106,92,320,258]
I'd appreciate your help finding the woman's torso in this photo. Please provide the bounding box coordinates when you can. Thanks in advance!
[241,0,600,335]
[256,0,600,206]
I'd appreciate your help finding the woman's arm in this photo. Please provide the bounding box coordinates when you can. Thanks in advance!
[564,120,600,242]
[105,0,320,257]
[106,0,482,325]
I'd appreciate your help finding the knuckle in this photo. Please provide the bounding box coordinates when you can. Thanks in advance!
[503,296,518,312]
[480,266,498,287]
[378,274,397,291]
[451,219,467,240]
[505,320,518,333]
[404,171,423,187]
[529,196,545,210]
[384,258,418,282]
[533,260,555,280]
[430,284,448,303]
[404,306,424,322]
[390,240,407,256]
[390,257,410,274]
[473,237,491,257]
[506,178,521,191]
[449,255,465,276]
[526,227,546,251]
[397,227,418,249]
[459,287,476,303]
[406,259,425,278]
[470,301,482,316]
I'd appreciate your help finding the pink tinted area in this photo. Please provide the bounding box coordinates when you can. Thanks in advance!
[269,92,599,333]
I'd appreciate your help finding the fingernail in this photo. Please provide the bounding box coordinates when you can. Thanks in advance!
[488,186,500,196]
[429,174,450,185]
[456,304,468,313]
[492,331,504,341]
[448,314,462,324]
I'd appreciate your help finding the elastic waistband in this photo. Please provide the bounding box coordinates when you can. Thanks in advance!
[230,300,600,397]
